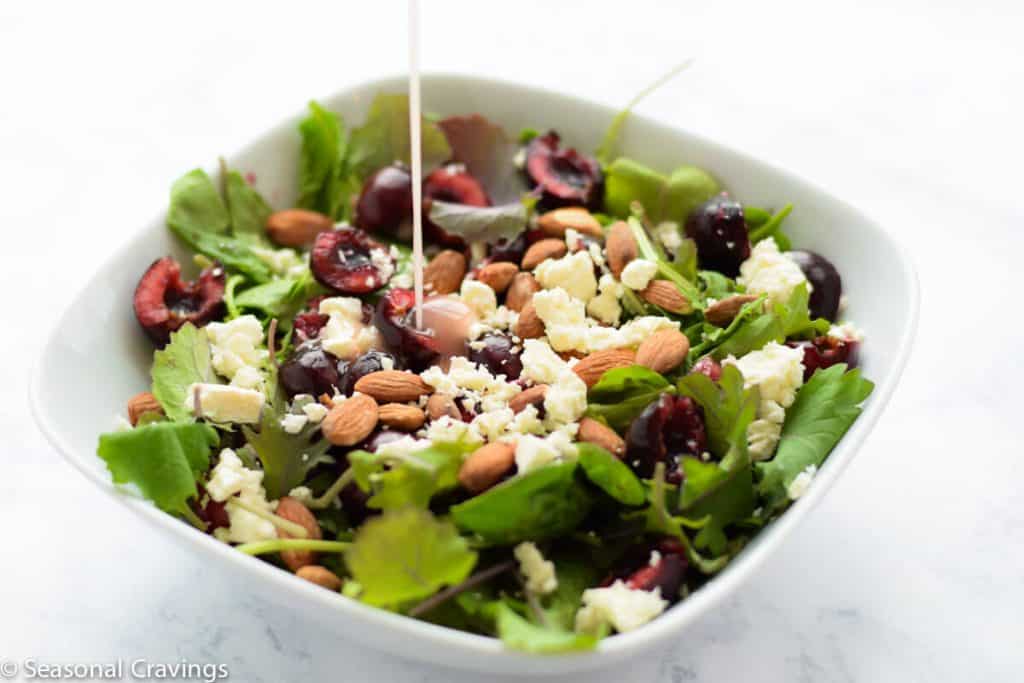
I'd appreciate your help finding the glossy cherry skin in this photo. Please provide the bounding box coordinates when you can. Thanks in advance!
[422,164,491,247]
[337,350,402,396]
[279,341,341,397]
[685,194,751,277]
[310,226,395,294]
[601,537,688,601]
[466,332,523,380]
[374,288,444,371]
[789,336,860,380]
[625,395,708,483]
[133,257,225,345]
[786,250,843,320]
[523,131,603,210]
[354,163,414,237]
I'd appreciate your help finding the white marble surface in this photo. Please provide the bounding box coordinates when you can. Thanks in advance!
[3,1,1021,680]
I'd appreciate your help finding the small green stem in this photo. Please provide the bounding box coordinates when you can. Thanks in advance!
[235,539,351,556]
[226,498,308,538]
[182,506,207,532]
[308,468,357,510]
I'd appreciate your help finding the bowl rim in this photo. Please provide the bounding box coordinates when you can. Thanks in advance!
[29,71,920,667]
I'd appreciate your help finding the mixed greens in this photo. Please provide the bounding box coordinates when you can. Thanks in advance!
[98,87,872,653]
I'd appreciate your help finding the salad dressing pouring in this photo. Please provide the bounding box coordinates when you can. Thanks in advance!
[408,0,425,330]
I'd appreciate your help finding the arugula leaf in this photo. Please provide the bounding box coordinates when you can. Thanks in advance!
[676,364,758,459]
[427,201,527,244]
[232,269,324,329]
[680,457,755,555]
[167,169,230,236]
[748,203,793,251]
[577,443,645,506]
[295,101,347,216]
[707,284,828,360]
[491,602,597,653]
[543,553,603,631]
[450,462,592,545]
[96,421,218,516]
[757,364,874,510]
[347,93,451,180]
[345,507,477,608]
[151,323,218,422]
[698,270,738,301]
[168,222,274,283]
[437,114,524,204]
[585,365,672,432]
[347,442,468,510]
[224,170,272,241]
[604,159,720,225]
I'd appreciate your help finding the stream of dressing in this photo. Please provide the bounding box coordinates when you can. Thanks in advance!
[407,0,424,329]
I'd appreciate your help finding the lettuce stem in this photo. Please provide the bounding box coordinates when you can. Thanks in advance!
[235,539,351,556]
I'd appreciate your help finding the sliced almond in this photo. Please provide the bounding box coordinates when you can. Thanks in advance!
[505,272,540,312]
[458,442,516,494]
[127,391,163,426]
[521,238,567,270]
[636,329,690,374]
[704,294,760,327]
[423,249,467,295]
[266,209,333,247]
[476,261,519,293]
[426,393,460,421]
[513,301,545,339]
[573,349,637,388]
[578,417,626,457]
[354,370,432,403]
[296,565,343,591]
[537,207,604,239]
[378,403,426,431]
[509,384,548,414]
[321,393,378,446]
[605,221,638,278]
[640,280,693,314]
[275,496,322,571]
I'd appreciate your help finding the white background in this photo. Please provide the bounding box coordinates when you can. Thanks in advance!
[3,1,1021,681]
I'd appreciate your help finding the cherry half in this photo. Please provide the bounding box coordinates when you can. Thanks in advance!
[133,257,225,345]
[625,394,708,484]
[422,164,491,248]
[789,336,860,380]
[685,194,751,278]
[786,250,843,321]
[310,226,395,294]
[523,131,603,210]
[354,163,414,238]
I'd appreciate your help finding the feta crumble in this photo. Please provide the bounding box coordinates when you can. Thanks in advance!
[319,296,380,360]
[787,464,818,500]
[575,581,668,634]
[280,413,308,434]
[587,273,623,325]
[620,258,658,291]
[461,279,498,318]
[828,321,864,342]
[302,402,329,423]
[184,383,264,424]
[724,342,805,460]
[534,250,598,302]
[514,542,558,594]
[207,449,277,544]
[737,238,810,306]
[654,221,683,251]
[205,315,268,388]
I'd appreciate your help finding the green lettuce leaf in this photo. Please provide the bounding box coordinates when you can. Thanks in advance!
[757,364,874,510]
[427,201,527,243]
[706,284,828,360]
[676,364,758,459]
[347,442,468,510]
[577,443,645,506]
[347,93,451,180]
[491,602,597,653]
[295,101,355,218]
[748,203,793,251]
[345,507,477,608]
[679,457,755,555]
[450,462,592,545]
[585,365,672,432]
[232,269,325,329]
[604,159,719,224]
[96,421,218,516]
[167,169,230,236]
[168,221,274,283]
[151,323,218,422]
[224,170,272,241]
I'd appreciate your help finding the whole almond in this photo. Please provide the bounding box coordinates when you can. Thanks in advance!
[513,301,545,339]
[509,384,548,414]
[640,280,694,314]
[378,403,426,431]
[458,442,516,494]
[127,391,163,426]
[605,221,638,278]
[578,417,626,457]
[476,262,519,293]
[423,249,468,295]
[537,207,604,239]
[521,238,567,270]
[705,294,760,327]
[505,272,540,312]
[573,349,636,388]
[296,565,343,591]
[321,393,378,446]
[354,370,432,403]
[426,393,460,421]
[276,496,322,571]
[636,329,690,374]
[266,209,333,247]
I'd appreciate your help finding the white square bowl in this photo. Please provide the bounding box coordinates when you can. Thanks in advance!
[30,74,918,676]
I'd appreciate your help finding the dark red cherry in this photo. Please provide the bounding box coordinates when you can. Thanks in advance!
[133,257,225,345]
[467,332,522,380]
[786,250,843,320]
[310,227,395,294]
[279,341,341,397]
[523,131,603,210]
[789,336,860,380]
[374,288,443,371]
[422,164,491,248]
[354,163,413,237]
[488,232,528,264]
[689,356,722,382]
[626,395,707,483]
[685,194,751,278]
[293,312,329,342]
[601,537,687,601]
[338,350,402,396]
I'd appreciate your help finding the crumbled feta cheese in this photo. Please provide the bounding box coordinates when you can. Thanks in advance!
[543,369,588,426]
[507,404,546,436]
[575,581,668,634]
[648,550,662,567]
[588,241,606,268]
[520,339,569,384]
[564,228,583,252]
[654,221,683,251]
[287,486,314,505]
[207,449,277,544]
[471,407,515,442]
[319,296,379,360]
[251,246,305,276]
[587,273,623,325]
[514,426,578,473]
[374,434,432,459]
[724,342,805,460]
[828,321,864,342]
[302,402,328,423]
[461,279,498,318]
[613,316,681,350]
[532,287,588,327]
[738,238,809,305]
[620,259,658,290]
[280,413,308,434]
[787,464,818,500]
[369,247,396,282]
[747,418,783,460]
[205,315,268,388]
[514,542,558,594]
[468,305,519,340]
[534,251,598,302]
[184,383,264,424]
[426,416,483,446]
[421,356,522,414]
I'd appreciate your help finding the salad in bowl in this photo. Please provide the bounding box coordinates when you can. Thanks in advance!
[97,91,872,653]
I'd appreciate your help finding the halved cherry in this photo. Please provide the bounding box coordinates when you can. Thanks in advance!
[133,257,225,345]
[625,395,708,483]
[789,336,860,380]
[354,163,414,237]
[374,288,443,371]
[310,226,395,294]
[601,537,688,601]
[523,131,603,210]
[422,164,491,247]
